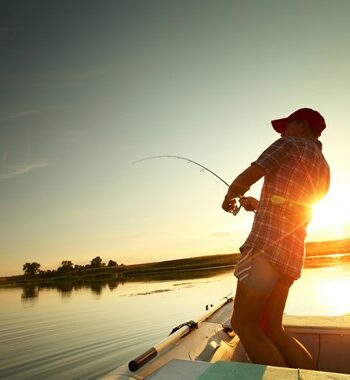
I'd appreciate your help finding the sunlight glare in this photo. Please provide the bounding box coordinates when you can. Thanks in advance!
[316,277,350,315]
[308,186,350,240]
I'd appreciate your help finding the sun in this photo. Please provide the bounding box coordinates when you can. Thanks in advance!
[308,185,350,241]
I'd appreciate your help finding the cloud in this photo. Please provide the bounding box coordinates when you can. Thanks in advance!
[211,230,235,237]
[0,111,37,122]
[0,67,111,89]
[210,222,252,238]
[211,225,241,237]
[0,162,48,180]
[0,27,18,40]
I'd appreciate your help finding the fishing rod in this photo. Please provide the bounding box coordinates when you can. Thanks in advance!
[133,155,230,186]
[133,155,241,215]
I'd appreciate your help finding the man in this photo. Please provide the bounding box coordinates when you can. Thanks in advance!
[222,108,330,369]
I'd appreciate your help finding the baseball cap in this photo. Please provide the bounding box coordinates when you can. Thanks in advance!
[271,108,326,136]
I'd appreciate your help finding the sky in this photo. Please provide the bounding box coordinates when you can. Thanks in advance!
[1,0,350,276]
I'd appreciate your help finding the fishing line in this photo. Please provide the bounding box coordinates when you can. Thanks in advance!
[133,155,242,215]
[133,155,230,186]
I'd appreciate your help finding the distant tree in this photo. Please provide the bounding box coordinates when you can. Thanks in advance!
[39,269,55,278]
[58,260,74,273]
[90,256,102,268]
[107,260,117,267]
[23,262,41,276]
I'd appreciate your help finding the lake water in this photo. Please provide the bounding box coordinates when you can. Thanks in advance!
[1,262,350,379]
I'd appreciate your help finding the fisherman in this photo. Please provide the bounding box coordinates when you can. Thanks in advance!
[222,108,330,369]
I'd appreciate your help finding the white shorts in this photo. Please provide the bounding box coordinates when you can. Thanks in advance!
[234,248,294,292]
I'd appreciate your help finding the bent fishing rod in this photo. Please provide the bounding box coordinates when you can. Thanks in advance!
[133,155,242,215]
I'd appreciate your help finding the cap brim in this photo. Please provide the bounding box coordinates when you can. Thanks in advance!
[271,118,287,133]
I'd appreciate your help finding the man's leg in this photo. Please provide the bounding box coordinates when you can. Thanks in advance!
[231,280,287,367]
[264,278,316,370]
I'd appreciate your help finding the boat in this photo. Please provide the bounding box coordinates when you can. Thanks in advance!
[104,293,350,379]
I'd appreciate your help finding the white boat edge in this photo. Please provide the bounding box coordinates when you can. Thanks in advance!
[103,294,350,379]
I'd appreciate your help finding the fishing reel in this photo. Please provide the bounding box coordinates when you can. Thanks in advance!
[232,196,257,215]
[231,202,242,216]
[226,197,242,216]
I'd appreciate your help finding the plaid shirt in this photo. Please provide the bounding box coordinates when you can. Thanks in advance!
[240,136,330,279]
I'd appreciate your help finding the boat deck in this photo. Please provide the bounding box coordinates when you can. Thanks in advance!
[105,299,350,379]
[147,359,350,379]
[207,301,350,374]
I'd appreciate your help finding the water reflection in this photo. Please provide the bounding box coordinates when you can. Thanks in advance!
[3,262,350,380]
[127,288,173,297]
[57,282,74,298]
[15,256,350,305]
[287,262,350,316]
[90,282,104,296]
[18,266,233,302]
[305,253,350,268]
[19,282,108,302]
[108,282,119,291]
[21,285,39,303]
[318,276,350,315]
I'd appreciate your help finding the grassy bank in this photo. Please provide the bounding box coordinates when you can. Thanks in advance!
[0,253,239,287]
[2,237,350,288]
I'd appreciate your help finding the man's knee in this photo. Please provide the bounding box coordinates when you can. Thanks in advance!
[231,311,257,337]
[265,324,286,344]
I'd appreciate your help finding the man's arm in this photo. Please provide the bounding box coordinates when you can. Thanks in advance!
[222,164,265,213]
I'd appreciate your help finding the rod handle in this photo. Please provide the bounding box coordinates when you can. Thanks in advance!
[128,347,157,372]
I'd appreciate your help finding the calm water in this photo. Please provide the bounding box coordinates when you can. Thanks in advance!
[1,263,350,379]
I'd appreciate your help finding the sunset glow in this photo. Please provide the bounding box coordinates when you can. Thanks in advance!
[1,1,350,277]
[308,186,350,241]
[316,274,350,315]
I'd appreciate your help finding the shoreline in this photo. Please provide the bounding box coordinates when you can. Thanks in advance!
[2,251,350,288]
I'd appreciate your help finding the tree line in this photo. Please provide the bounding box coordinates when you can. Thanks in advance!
[22,256,120,277]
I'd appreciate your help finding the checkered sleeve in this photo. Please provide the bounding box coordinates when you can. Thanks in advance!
[253,137,295,174]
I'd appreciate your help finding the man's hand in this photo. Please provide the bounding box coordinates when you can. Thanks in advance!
[239,196,259,212]
[222,195,239,214]
[222,164,264,215]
